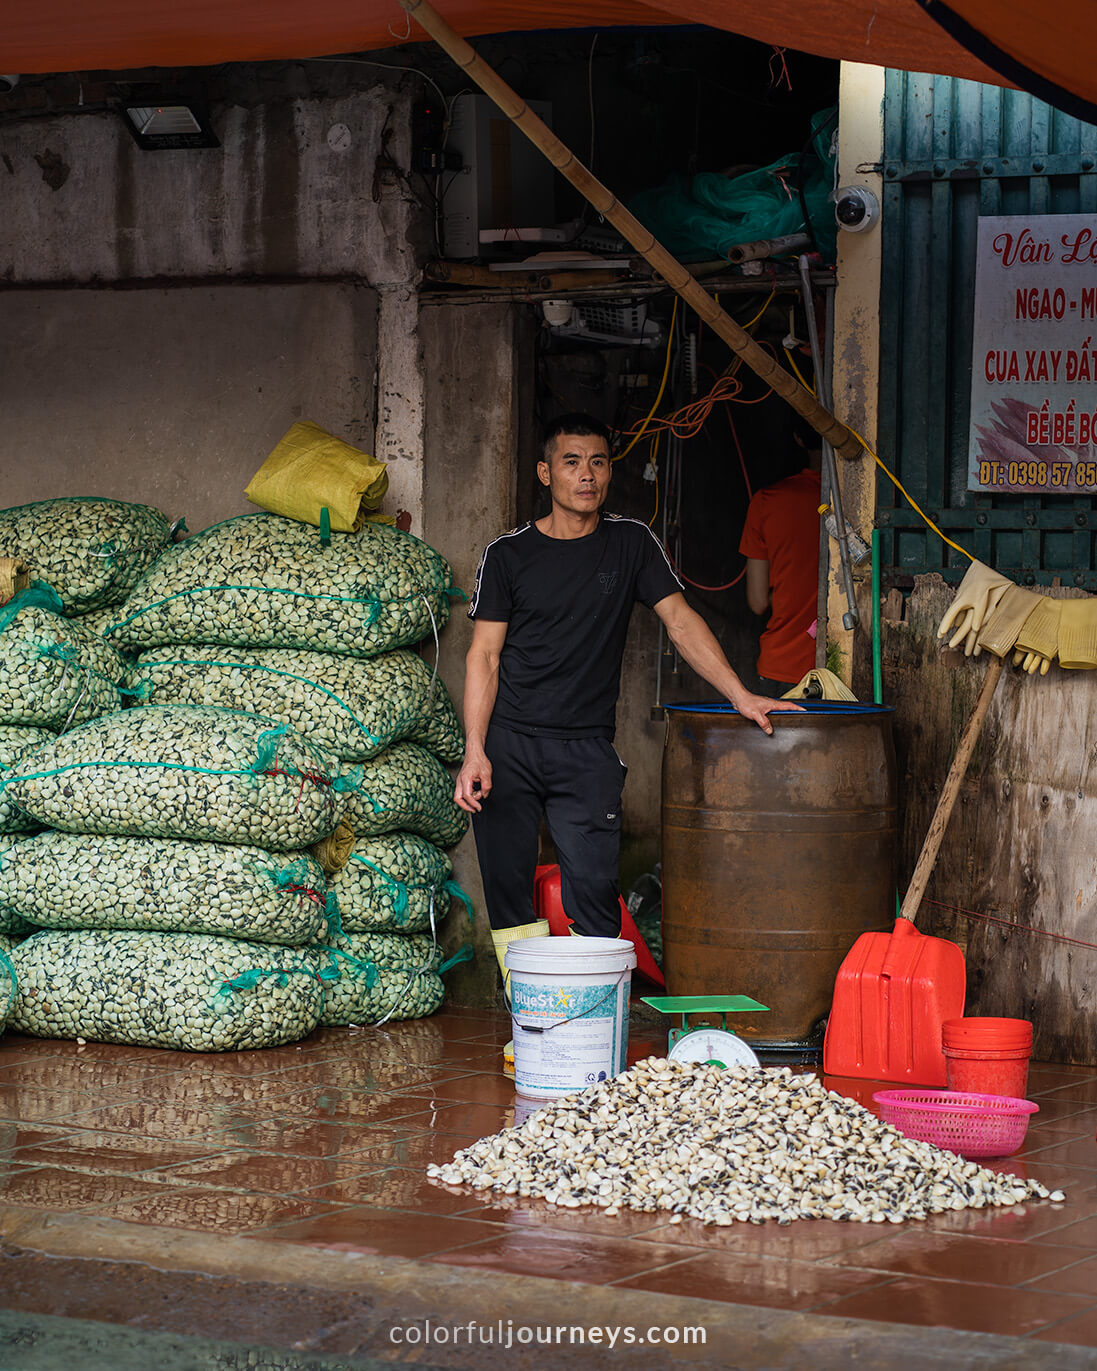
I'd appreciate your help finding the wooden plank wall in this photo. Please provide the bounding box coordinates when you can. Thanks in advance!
[861,576,1097,1066]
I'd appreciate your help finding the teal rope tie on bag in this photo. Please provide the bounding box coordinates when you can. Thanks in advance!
[323,891,343,939]
[250,724,291,775]
[438,943,474,975]
[0,582,65,632]
[349,854,410,918]
[0,947,17,1020]
[211,961,334,1015]
[317,945,378,988]
[443,879,475,924]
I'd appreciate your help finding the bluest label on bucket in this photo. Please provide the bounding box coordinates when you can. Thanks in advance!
[511,975,628,1097]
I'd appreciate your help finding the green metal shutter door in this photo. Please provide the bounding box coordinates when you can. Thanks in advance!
[878,70,1097,589]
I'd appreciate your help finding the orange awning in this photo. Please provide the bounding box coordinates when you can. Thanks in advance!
[4,0,1095,123]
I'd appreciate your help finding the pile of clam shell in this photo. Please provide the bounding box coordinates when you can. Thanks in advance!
[332,832,458,934]
[0,726,52,835]
[3,705,346,849]
[429,1059,1065,1224]
[8,929,325,1051]
[342,741,468,849]
[320,929,444,1026]
[129,644,463,763]
[0,831,333,946]
[0,603,127,730]
[0,498,172,615]
[106,514,454,659]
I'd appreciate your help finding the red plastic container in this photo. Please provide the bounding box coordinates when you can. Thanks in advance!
[942,1017,1033,1099]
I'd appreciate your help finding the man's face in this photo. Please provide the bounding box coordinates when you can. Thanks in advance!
[537,432,612,515]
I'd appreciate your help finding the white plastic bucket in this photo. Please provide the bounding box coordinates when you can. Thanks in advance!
[505,936,636,1099]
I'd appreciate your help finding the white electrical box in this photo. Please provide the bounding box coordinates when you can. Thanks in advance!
[443,94,555,258]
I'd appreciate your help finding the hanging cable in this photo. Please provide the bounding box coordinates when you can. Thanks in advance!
[782,347,974,563]
[646,433,661,528]
[614,299,678,461]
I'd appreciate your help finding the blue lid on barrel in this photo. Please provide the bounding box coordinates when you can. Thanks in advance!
[663,701,894,715]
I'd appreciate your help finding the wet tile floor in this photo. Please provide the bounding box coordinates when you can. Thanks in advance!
[1,1006,1097,1346]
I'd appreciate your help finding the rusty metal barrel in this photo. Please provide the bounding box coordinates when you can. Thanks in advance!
[662,702,897,1046]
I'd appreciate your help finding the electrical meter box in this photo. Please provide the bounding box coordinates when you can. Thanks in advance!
[443,94,555,258]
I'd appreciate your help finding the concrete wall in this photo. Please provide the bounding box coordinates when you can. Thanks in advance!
[0,71,427,529]
[0,285,378,531]
[0,86,421,286]
[420,300,522,1006]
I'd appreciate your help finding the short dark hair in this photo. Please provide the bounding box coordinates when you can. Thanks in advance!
[541,412,613,462]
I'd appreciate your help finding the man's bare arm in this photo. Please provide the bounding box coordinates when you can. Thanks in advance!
[454,618,508,812]
[653,591,802,735]
[745,558,771,616]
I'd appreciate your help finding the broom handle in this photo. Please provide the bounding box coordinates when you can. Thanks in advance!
[898,656,1004,926]
[397,0,862,462]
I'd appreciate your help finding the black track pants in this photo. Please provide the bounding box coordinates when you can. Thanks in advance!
[471,724,627,938]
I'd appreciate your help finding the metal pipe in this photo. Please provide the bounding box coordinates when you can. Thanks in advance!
[727,232,812,265]
[872,529,883,704]
[397,0,863,461]
[797,254,860,630]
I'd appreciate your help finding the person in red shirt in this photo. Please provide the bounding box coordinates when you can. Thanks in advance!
[738,426,823,694]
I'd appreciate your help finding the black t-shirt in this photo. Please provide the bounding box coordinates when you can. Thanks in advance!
[469,513,683,738]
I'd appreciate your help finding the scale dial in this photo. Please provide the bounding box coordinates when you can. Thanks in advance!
[668,1029,760,1070]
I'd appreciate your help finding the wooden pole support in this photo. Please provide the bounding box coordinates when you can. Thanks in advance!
[898,656,1004,926]
[399,0,863,461]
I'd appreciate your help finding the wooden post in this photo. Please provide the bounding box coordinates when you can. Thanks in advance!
[398,0,863,461]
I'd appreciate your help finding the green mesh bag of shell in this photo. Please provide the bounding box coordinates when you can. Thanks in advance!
[106,513,460,660]
[0,940,14,1033]
[8,929,329,1050]
[0,585,128,731]
[0,838,36,937]
[0,725,53,836]
[332,831,473,934]
[0,498,174,615]
[128,645,463,764]
[342,741,467,849]
[320,930,471,1026]
[0,831,338,946]
[3,705,356,850]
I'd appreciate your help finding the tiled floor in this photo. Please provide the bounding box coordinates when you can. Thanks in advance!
[1,1007,1097,1347]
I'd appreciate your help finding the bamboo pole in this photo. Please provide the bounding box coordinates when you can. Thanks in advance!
[398,0,863,461]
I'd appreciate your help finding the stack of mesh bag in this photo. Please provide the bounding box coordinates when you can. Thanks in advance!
[0,496,178,1036]
[0,705,349,1049]
[107,512,473,1028]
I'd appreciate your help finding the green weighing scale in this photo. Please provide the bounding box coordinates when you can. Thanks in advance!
[642,995,770,1069]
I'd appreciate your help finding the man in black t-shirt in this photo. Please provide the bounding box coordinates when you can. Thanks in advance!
[455,413,799,1006]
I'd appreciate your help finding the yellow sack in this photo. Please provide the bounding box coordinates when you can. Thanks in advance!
[245,421,388,532]
[0,558,30,605]
[782,668,857,701]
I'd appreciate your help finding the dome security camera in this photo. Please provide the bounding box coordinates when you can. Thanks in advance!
[0,76,20,93]
[834,185,880,233]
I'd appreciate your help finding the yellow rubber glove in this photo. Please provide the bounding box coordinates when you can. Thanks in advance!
[782,669,857,701]
[1058,597,1097,670]
[976,584,1044,658]
[1012,595,1060,675]
[937,560,1013,656]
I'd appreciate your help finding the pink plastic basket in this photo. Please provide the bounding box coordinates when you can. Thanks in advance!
[873,1090,1039,1159]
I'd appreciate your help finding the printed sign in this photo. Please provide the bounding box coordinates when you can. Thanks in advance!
[968,213,1097,493]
